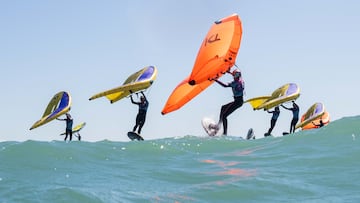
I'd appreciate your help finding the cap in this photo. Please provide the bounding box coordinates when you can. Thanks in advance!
[232,70,241,78]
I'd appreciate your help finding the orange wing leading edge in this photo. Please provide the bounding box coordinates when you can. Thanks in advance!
[162,14,242,115]
[188,14,242,85]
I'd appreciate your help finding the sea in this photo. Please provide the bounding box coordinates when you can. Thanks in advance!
[1,116,360,203]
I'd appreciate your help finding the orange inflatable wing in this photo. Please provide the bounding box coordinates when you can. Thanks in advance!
[302,111,330,130]
[188,13,242,85]
[161,77,213,115]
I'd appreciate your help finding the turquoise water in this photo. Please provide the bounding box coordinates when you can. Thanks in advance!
[1,116,360,202]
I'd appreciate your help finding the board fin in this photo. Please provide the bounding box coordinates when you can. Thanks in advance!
[246,128,255,139]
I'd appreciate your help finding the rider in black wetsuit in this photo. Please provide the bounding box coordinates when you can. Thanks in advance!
[281,101,299,134]
[213,70,245,135]
[130,91,149,134]
[265,106,280,136]
[312,119,324,128]
[57,113,73,141]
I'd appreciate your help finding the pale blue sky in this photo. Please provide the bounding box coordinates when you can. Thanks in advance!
[1,1,359,141]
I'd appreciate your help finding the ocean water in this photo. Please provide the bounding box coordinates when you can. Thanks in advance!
[1,116,360,203]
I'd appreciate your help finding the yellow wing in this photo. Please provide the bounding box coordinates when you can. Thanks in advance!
[89,66,157,103]
[105,81,154,103]
[245,96,271,110]
[246,83,301,111]
[72,122,86,133]
[258,83,300,110]
[30,91,72,130]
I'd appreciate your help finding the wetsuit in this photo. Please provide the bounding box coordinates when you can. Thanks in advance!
[266,108,280,136]
[65,118,73,141]
[317,121,324,128]
[131,95,149,134]
[282,102,299,133]
[218,79,244,135]
[290,105,299,133]
[58,116,73,141]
